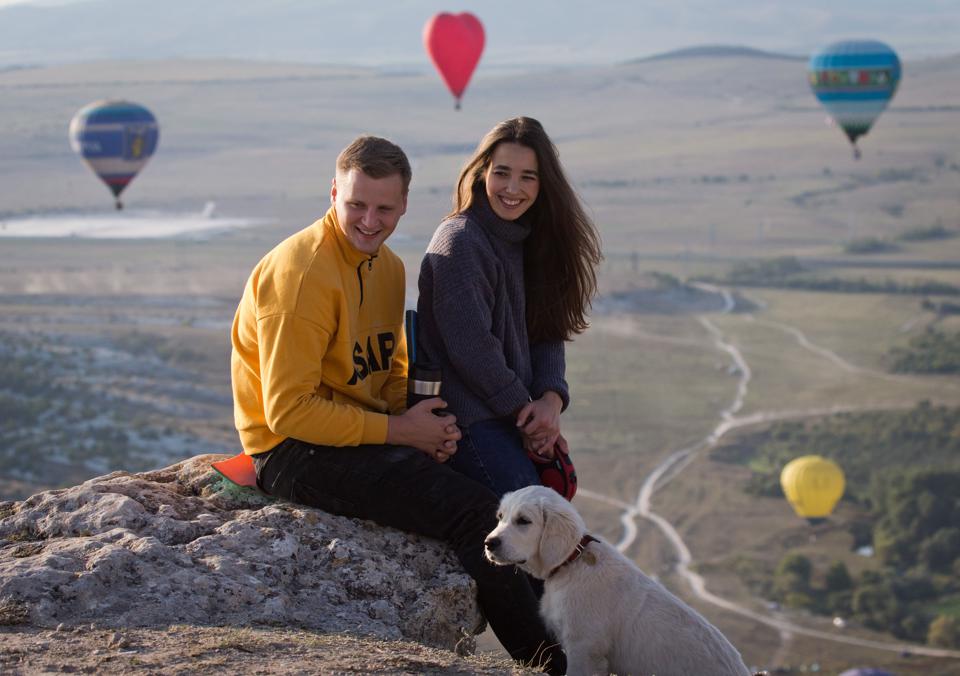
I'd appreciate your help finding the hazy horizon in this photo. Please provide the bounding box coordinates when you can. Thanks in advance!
[1,0,958,69]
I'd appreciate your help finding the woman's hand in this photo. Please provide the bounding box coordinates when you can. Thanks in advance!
[524,431,569,462]
[516,390,563,456]
[386,398,461,462]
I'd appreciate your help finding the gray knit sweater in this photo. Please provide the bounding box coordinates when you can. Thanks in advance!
[416,195,569,427]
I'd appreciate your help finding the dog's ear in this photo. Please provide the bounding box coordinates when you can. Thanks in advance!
[537,497,583,574]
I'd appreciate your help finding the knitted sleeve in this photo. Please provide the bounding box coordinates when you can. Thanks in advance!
[530,341,570,412]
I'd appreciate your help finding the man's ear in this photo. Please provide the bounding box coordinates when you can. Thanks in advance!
[400,191,408,217]
[330,177,338,205]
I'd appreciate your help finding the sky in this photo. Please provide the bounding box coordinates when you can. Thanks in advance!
[0,0,957,67]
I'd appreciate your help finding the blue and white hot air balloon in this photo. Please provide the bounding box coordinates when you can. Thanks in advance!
[808,40,901,159]
[69,100,159,209]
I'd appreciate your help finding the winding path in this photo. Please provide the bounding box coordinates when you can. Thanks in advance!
[579,283,960,661]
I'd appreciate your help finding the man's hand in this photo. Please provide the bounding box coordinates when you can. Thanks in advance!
[386,398,461,462]
[516,390,563,456]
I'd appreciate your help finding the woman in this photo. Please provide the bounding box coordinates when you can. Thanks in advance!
[416,117,602,496]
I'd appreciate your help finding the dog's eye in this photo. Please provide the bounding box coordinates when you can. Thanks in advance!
[514,516,531,526]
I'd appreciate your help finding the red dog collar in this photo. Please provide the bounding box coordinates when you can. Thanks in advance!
[548,534,598,578]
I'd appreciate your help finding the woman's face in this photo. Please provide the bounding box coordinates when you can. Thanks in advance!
[483,142,539,221]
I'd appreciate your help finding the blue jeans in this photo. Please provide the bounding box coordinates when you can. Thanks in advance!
[450,417,541,498]
[253,437,564,674]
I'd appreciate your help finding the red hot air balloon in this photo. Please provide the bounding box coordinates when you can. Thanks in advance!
[423,12,485,110]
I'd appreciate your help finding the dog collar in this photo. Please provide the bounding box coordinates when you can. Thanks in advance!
[548,534,598,578]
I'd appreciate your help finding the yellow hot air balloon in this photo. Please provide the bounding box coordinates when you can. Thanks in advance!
[780,455,845,524]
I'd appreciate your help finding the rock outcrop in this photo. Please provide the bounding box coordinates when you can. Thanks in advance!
[0,454,483,650]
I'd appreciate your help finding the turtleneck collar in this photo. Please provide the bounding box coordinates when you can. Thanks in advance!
[319,206,377,267]
[471,193,532,244]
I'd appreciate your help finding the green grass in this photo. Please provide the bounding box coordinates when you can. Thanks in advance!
[740,289,947,372]
[565,313,735,460]
[928,596,960,619]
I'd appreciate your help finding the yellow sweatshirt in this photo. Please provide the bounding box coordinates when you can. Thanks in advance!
[231,206,408,455]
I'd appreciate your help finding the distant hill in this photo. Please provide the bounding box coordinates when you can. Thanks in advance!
[1,0,956,68]
[630,45,806,64]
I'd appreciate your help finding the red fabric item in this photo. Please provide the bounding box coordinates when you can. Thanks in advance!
[212,452,258,488]
[527,446,577,501]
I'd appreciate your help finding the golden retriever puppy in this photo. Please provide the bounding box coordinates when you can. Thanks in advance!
[485,485,751,676]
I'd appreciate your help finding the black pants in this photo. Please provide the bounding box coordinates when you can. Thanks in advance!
[253,437,565,675]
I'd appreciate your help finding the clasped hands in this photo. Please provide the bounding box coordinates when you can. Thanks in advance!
[388,391,565,465]
[386,397,460,463]
[516,390,565,460]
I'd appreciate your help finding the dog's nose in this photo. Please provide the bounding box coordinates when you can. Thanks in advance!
[485,536,500,551]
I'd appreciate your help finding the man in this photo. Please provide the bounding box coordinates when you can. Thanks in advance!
[230,135,565,674]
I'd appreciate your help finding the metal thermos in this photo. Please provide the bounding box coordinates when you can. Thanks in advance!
[407,362,442,409]
[404,309,445,413]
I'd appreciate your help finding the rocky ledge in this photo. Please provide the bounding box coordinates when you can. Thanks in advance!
[0,454,483,650]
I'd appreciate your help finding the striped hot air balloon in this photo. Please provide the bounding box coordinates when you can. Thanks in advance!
[780,455,845,524]
[808,40,901,159]
[69,100,159,209]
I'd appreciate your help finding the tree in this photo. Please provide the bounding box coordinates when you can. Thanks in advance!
[928,615,960,648]
[891,574,936,603]
[776,553,812,582]
[826,590,853,616]
[920,528,960,572]
[852,582,900,632]
[900,611,931,642]
[774,553,812,600]
[825,561,853,592]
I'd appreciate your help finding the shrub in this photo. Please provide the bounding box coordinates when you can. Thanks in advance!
[784,592,815,610]
[920,528,960,572]
[897,224,954,242]
[776,553,813,584]
[928,615,960,648]
[825,561,853,592]
[889,330,960,374]
[844,237,897,254]
[826,590,853,616]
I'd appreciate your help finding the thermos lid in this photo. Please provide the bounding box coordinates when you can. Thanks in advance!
[408,362,442,396]
[409,363,441,381]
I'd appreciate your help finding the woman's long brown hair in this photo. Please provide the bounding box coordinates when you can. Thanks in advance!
[451,117,602,343]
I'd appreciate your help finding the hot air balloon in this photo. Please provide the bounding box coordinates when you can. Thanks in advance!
[780,455,845,524]
[69,100,159,210]
[423,12,484,110]
[808,40,901,159]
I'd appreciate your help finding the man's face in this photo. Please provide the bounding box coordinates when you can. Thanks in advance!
[331,168,407,256]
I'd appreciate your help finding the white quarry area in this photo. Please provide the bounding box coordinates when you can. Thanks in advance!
[0,204,264,239]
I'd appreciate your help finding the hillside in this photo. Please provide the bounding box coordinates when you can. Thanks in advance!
[629,44,805,63]
[1,53,960,673]
[1,53,958,254]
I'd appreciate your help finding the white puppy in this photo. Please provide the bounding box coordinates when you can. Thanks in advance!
[485,485,751,676]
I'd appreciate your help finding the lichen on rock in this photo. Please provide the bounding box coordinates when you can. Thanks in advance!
[0,454,483,650]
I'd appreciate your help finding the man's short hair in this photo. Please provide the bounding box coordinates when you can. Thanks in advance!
[336,135,412,193]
